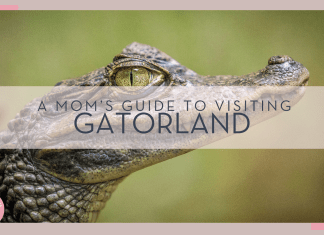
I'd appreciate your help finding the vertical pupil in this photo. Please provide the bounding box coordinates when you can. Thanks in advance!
[115,67,151,86]
[130,70,133,86]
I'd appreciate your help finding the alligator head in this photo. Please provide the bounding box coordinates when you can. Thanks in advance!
[0,42,309,222]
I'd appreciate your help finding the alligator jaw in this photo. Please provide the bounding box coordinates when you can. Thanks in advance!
[0,43,310,222]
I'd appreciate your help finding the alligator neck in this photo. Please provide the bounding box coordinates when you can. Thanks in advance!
[0,150,125,222]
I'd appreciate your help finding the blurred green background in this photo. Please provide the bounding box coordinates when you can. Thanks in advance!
[0,11,324,222]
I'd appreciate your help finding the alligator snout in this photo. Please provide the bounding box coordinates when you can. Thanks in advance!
[268,55,294,65]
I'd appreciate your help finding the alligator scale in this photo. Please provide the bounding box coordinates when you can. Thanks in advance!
[0,43,309,222]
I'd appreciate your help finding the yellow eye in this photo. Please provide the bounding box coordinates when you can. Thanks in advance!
[115,67,150,86]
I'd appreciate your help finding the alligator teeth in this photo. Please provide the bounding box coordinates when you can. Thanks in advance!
[237,114,245,122]
[183,123,191,132]
[276,95,283,103]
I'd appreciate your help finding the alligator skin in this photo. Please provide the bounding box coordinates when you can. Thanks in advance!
[0,42,309,222]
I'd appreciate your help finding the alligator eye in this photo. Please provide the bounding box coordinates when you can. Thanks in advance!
[115,67,151,86]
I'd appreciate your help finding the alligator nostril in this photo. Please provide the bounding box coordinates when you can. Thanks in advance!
[268,55,293,65]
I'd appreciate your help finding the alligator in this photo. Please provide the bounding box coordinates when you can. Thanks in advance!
[0,42,309,222]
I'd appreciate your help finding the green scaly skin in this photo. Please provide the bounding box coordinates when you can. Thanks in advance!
[0,42,309,222]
